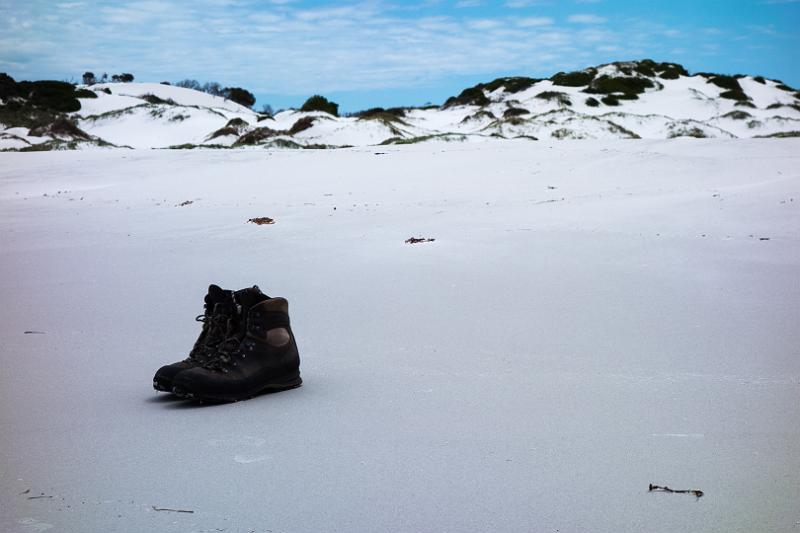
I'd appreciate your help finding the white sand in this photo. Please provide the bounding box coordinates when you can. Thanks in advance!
[1,139,799,532]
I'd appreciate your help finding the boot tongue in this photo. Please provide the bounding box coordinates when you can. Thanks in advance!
[205,284,233,310]
[233,285,269,312]
[212,301,235,316]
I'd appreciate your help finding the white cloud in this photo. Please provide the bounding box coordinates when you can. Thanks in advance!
[468,19,503,30]
[517,17,554,27]
[567,14,607,24]
[505,0,541,7]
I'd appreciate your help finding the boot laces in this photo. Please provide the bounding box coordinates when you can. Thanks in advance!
[202,316,244,372]
[187,311,229,360]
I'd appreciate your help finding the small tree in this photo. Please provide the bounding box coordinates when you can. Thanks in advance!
[119,73,134,82]
[0,72,18,99]
[260,103,274,116]
[223,87,256,108]
[300,95,339,116]
[175,79,201,90]
[202,81,224,96]
[100,73,108,83]
[82,71,96,85]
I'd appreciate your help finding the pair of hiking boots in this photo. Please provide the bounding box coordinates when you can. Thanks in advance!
[153,284,302,402]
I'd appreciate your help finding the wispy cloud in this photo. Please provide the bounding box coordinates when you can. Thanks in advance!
[568,14,607,24]
[517,17,554,27]
[505,0,543,8]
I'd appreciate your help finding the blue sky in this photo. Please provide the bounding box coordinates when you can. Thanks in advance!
[1,0,798,112]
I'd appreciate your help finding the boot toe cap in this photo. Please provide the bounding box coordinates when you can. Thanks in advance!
[153,361,194,391]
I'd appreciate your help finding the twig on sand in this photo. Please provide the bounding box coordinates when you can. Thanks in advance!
[248,217,275,225]
[405,237,435,244]
[649,484,704,499]
[151,505,194,513]
[19,489,30,495]
[28,494,54,500]
[24,331,46,334]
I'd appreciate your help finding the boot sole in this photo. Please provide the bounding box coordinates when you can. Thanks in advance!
[172,375,302,403]
[153,378,173,392]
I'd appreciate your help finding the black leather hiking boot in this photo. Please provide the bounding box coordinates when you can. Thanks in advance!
[172,286,302,402]
[152,284,235,392]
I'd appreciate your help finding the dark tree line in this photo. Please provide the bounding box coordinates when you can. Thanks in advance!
[82,72,134,85]
[174,79,256,109]
[78,72,258,109]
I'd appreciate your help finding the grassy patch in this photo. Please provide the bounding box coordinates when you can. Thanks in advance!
[140,94,176,105]
[207,126,240,140]
[585,75,655,99]
[0,101,59,129]
[503,107,530,118]
[668,126,708,138]
[722,110,752,120]
[354,107,407,119]
[460,110,496,124]
[702,75,751,101]
[226,117,249,128]
[755,130,800,138]
[585,97,600,107]
[207,117,252,140]
[166,143,228,149]
[601,95,620,106]
[446,77,540,107]
[535,91,572,106]
[443,86,490,108]
[504,117,527,126]
[29,117,91,139]
[234,127,282,146]
[482,76,539,94]
[551,128,586,139]
[17,137,116,151]
[288,116,316,135]
[551,69,596,87]
[19,142,56,152]
[356,110,408,124]
[767,103,800,112]
[82,104,146,121]
[380,133,467,145]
